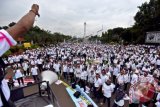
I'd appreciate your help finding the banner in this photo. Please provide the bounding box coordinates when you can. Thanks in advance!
[23,43,31,48]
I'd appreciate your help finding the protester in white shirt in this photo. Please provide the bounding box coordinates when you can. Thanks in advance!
[131,69,139,85]
[68,65,74,83]
[37,58,43,72]
[53,61,61,78]
[22,61,29,76]
[80,69,88,91]
[155,93,160,107]
[62,63,68,80]
[101,79,115,106]
[31,65,39,83]
[14,68,24,86]
[75,65,81,83]
[94,73,102,103]
[113,85,126,107]
[101,70,109,84]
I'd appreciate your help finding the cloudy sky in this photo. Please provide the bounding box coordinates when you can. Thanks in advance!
[0,0,149,37]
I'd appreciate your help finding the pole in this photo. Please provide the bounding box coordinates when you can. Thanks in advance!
[84,22,86,39]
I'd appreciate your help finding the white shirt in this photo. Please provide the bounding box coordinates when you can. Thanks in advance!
[157,93,160,101]
[131,74,139,85]
[114,99,124,106]
[31,67,38,75]
[22,62,29,71]
[102,83,115,98]
[75,68,81,78]
[37,59,43,64]
[15,69,23,79]
[156,59,160,65]
[80,71,88,80]
[0,80,10,106]
[88,72,95,83]
[101,75,108,84]
[94,78,102,87]
[69,67,74,73]
[63,65,68,73]
[117,74,125,84]
[155,101,160,107]
[113,67,119,76]
[53,63,60,72]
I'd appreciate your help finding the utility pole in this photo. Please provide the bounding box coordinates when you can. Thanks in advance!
[84,22,86,39]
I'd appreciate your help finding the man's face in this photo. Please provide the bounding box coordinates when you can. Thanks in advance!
[144,72,148,77]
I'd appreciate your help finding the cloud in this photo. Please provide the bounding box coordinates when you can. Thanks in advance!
[0,0,149,37]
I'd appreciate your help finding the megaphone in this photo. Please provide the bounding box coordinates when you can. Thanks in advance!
[41,70,58,90]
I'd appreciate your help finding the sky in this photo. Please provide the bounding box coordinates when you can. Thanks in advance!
[0,0,149,37]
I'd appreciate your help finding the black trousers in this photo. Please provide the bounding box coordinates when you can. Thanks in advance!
[113,75,116,84]
[69,72,74,83]
[80,79,86,91]
[32,75,39,83]
[124,83,128,91]
[63,72,67,80]
[17,77,24,85]
[38,64,43,72]
[103,96,110,107]
[93,86,102,102]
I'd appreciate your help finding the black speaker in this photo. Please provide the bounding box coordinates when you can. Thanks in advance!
[73,91,81,98]
[72,82,76,89]
[87,104,94,107]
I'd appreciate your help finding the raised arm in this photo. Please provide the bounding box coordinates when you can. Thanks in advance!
[6,4,40,40]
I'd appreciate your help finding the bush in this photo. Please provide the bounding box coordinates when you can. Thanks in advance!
[2,50,12,57]
[2,44,40,57]
[31,44,40,49]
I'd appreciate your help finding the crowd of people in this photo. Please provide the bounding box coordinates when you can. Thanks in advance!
[2,43,160,107]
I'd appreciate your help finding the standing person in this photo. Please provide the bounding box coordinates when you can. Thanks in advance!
[68,64,74,83]
[80,68,88,91]
[74,65,81,84]
[7,77,14,90]
[62,63,68,80]
[14,67,24,86]
[114,69,125,93]
[53,61,61,78]
[113,65,119,84]
[112,85,126,107]
[88,70,95,92]
[94,73,102,103]
[22,61,29,76]
[37,58,43,72]
[31,65,39,83]
[101,79,115,107]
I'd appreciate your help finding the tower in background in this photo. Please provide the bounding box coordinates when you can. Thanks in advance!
[84,22,86,38]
